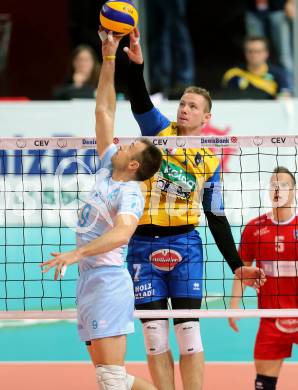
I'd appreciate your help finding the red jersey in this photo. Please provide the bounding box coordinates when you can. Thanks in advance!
[239,212,298,309]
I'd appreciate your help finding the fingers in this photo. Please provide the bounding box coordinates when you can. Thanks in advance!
[61,265,67,278]
[133,26,140,38]
[54,263,62,281]
[228,318,239,332]
[40,258,67,280]
[123,46,143,64]
[40,259,56,270]
[98,28,122,44]
[123,47,138,62]
[107,31,113,42]
[53,262,68,280]
[98,28,108,42]
[237,266,267,290]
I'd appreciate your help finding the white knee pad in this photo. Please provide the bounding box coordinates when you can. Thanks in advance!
[174,321,203,355]
[143,320,170,355]
[96,365,127,390]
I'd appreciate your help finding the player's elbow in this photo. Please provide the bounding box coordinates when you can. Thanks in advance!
[95,106,114,122]
[95,105,105,116]
[118,232,130,246]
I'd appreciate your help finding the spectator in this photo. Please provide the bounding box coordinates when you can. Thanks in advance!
[146,0,195,100]
[245,0,295,87]
[221,36,291,99]
[53,44,100,100]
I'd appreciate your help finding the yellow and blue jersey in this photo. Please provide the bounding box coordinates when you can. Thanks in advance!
[222,63,290,99]
[135,107,224,227]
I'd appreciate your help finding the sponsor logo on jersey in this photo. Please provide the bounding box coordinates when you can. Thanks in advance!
[149,249,182,271]
[260,260,298,277]
[275,318,298,334]
[294,229,298,240]
[253,227,270,237]
[194,152,202,166]
[134,282,155,300]
[160,160,196,191]
[193,282,200,291]
[156,176,191,200]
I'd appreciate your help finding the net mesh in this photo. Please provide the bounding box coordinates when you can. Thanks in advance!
[0,135,298,319]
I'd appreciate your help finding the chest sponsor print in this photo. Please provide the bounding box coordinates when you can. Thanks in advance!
[149,249,182,271]
[156,176,191,200]
[275,318,298,334]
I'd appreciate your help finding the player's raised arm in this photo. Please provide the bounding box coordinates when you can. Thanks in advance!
[123,28,171,136]
[95,32,121,157]
[202,167,266,288]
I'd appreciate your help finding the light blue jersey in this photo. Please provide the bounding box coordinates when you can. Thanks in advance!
[76,144,144,272]
[76,144,144,341]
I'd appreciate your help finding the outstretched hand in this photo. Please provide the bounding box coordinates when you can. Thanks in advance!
[98,28,123,58]
[123,27,143,64]
[40,250,81,280]
[234,266,266,292]
[228,316,240,332]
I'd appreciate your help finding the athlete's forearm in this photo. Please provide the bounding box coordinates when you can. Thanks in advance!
[127,62,153,114]
[77,224,132,259]
[230,277,246,308]
[205,211,243,272]
[95,59,116,150]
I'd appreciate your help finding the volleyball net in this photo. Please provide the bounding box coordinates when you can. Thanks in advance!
[0,135,298,320]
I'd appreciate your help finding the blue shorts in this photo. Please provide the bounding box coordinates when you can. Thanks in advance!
[127,229,203,304]
[76,266,134,342]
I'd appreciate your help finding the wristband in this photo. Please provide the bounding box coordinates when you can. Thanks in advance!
[103,55,116,61]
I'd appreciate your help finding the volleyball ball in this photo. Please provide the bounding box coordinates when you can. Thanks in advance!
[100,0,138,36]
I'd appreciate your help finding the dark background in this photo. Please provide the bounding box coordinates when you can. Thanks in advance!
[0,0,246,99]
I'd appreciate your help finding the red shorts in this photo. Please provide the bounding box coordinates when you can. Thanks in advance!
[254,318,298,360]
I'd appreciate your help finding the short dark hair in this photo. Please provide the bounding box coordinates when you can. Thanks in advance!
[134,139,163,181]
[243,36,269,51]
[183,86,212,112]
[272,166,296,186]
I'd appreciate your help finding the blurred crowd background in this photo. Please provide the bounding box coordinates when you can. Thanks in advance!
[0,0,297,101]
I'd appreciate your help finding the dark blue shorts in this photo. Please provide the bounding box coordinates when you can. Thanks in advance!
[127,229,203,304]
